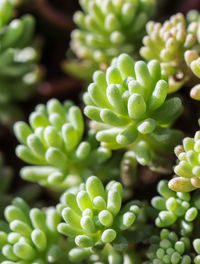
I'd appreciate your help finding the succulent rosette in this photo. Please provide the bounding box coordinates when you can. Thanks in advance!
[57,176,140,262]
[84,53,183,170]
[169,121,200,192]
[152,180,200,236]
[0,197,67,263]
[14,99,111,189]
[141,12,200,95]
[144,229,192,264]
[64,0,156,81]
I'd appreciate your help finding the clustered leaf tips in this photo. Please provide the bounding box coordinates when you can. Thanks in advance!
[14,99,111,189]
[144,229,192,264]
[64,0,156,81]
[0,0,41,127]
[3,1,200,264]
[152,180,200,236]
[84,53,183,170]
[84,53,182,146]
[58,176,139,244]
[0,197,67,264]
[169,120,200,192]
[141,12,200,96]
[57,175,140,262]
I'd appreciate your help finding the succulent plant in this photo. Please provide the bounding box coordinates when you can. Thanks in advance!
[2,1,200,263]
[64,0,156,81]
[57,176,140,260]
[169,121,200,192]
[0,0,42,128]
[144,229,192,264]
[14,99,111,189]
[0,197,67,264]
[84,53,183,170]
[140,12,200,94]
[0,0,41,104]
[152,180,200,236]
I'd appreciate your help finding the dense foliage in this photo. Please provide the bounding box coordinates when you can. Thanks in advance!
[1,0,200,263]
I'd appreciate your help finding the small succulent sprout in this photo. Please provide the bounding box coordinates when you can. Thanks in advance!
[58,176,140,251]
[14,99,111,189]
[0,197,67,263]
[144,229,192,264]
[152,180,200,236]
[64,0,156,80]
[169,122,200,192]
[84,53,183,168]
[140,12,200,94]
